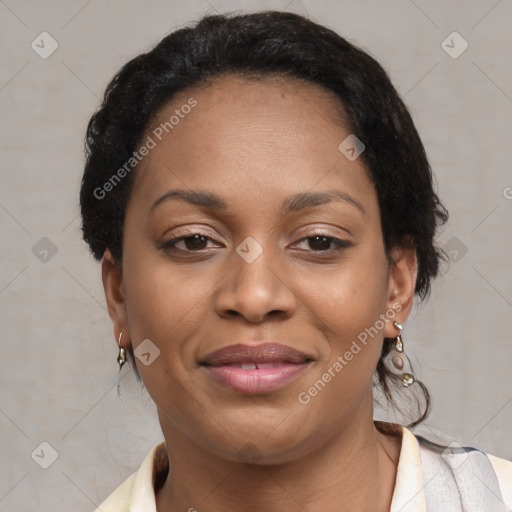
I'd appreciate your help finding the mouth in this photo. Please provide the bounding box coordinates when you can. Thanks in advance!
[211,361,306,369]
[200,343,314,394]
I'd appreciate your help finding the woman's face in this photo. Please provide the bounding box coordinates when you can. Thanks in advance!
[103,75,416,462]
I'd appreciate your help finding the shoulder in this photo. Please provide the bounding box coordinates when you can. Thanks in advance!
[410,428,512,511]
[93,441,167,512]
[488,452,512,508]
[93,473,135,512]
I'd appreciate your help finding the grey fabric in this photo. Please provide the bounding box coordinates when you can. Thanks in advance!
[416,435,507,512]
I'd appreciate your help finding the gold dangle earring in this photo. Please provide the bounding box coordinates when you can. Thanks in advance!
[383,321,415,387]
[117,331,127,371]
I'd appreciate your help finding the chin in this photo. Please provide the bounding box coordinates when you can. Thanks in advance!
[204,421,319,465]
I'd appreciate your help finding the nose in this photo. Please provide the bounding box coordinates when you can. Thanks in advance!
[214,242,297,324]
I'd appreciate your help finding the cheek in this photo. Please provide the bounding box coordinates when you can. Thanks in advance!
[307,251,389,324]
[121,257,211,403]
[297,282,389,420]
[301,249,390,372]
[123,257,212,343]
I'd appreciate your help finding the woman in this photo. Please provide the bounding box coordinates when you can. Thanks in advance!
[80,10,512,512]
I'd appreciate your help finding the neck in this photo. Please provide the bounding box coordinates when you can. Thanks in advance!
[154,414,402,512]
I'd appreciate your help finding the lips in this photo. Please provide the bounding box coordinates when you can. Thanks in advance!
[200,342,313,367]
[200,343,314,394]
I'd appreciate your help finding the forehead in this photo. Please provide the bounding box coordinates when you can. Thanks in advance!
[129,74,376,215]
[180,73,347,123]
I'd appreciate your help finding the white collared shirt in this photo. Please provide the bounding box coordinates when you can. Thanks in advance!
[94,426,512,512]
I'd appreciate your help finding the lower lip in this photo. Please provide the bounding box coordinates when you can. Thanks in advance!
[202,363,311,394]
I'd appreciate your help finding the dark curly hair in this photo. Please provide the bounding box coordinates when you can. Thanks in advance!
[80,10,448,429]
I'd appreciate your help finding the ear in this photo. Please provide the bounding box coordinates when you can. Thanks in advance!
[383,245,418,338]
[101,248,130,346]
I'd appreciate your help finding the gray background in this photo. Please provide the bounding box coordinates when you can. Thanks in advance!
[1,0,511,510]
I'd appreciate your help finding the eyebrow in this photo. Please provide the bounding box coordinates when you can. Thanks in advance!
[149,188,366,216]
[282,190,366,216]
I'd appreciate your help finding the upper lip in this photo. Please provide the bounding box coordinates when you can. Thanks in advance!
[200,342,313,366]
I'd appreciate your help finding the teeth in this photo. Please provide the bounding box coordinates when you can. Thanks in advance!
[256,363,278,369]
[237,362,289,370]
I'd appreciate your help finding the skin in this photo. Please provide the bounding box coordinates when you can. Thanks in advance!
[102,75,417,512]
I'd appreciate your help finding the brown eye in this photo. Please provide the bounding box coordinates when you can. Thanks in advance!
[160,232,221,253]
[180,234,209,251]
[294,234,352,253]
[307,235,333,251]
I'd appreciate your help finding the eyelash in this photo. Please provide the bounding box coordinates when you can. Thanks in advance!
[159,230,352,255]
